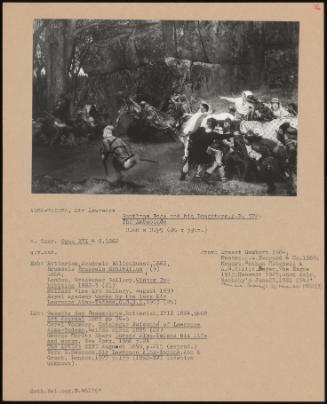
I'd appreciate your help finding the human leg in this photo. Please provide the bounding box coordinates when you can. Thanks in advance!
[205,149,226,181]
[180,159,189,180]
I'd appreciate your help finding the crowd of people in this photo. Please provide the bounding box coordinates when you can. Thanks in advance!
[166,90,297,194]
[32,93,105,147]
[104,89,298,195]
[34,88,298,195]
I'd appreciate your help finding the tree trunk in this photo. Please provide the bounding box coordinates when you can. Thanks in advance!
[161,21,178,57]
[173,22,178,57]
[45,20,72,112]
[64,20,77,116]
[196,21,210,63]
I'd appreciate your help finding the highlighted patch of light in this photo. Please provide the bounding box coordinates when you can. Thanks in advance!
[78,68,88,77]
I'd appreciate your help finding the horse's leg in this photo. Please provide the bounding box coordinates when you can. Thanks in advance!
[180,159,189,180]
[180,135,189,161]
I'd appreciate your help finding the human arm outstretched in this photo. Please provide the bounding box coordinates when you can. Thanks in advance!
[220,96,237,103]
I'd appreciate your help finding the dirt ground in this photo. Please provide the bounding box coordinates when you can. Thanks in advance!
[32,90,295,196]
[32,137,291,196]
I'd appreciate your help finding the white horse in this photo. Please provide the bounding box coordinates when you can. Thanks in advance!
[240,117,298,140]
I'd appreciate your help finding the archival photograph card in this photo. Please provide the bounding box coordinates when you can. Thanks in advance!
[3,2,324,402]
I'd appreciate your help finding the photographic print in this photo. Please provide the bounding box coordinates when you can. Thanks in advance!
[32,20,299,195]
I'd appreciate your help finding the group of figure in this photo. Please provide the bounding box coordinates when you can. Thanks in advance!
[33,93,104,147]
[99,90,297,195]
[116,96,174,135]
[41,90,298,195]
[177,91,298,194]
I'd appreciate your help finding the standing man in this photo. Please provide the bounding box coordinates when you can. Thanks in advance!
[180,102,211,161]
[180,117,226,182]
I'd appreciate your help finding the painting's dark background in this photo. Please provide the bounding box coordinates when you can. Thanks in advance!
[33,20,299,119]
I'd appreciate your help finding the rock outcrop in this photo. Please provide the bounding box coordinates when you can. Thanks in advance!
[80,21,298,118]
